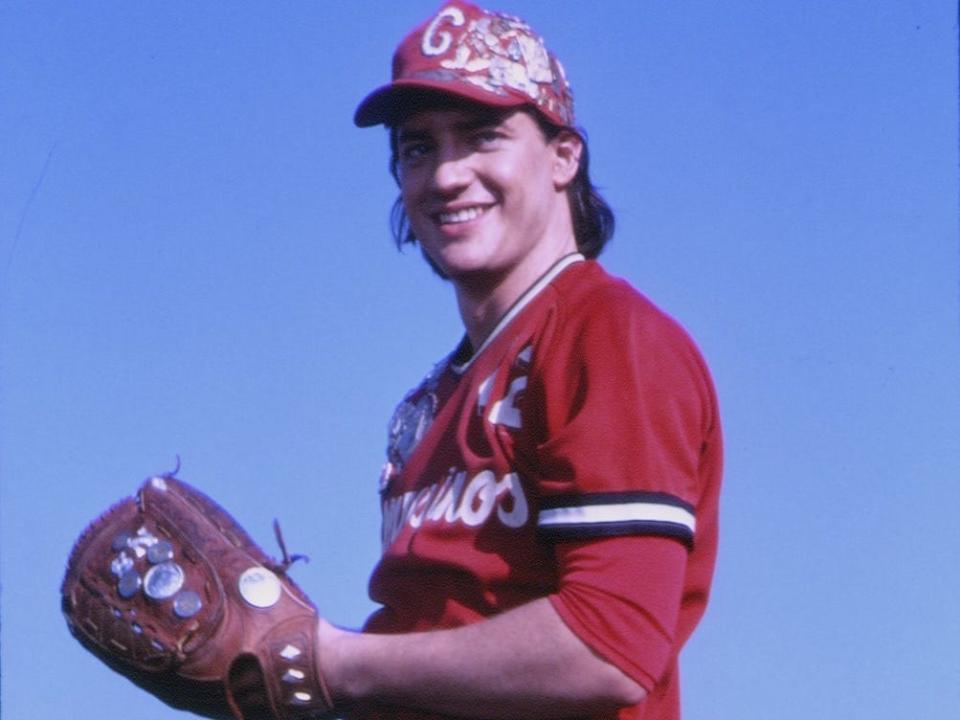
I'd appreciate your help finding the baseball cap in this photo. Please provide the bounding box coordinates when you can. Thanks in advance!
[354,1,574,128]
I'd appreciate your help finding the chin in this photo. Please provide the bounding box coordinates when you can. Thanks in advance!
[441,262,510,293]
[425,243,497,277]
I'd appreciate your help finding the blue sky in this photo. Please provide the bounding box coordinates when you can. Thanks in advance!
[1,2,958,718]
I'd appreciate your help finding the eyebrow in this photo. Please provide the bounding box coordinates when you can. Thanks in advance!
[397,111,510,143]
[456,112,506,131]
[396,127,429,145]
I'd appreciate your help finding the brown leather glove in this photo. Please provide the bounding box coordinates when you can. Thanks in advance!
[61,472,333,720]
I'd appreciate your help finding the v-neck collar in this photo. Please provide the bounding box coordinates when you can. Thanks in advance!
[450,253,584,374]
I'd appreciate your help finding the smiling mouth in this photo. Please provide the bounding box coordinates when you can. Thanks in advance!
[436,206,490,225]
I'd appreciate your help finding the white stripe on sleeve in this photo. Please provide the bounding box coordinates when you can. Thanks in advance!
[538,501,696,534]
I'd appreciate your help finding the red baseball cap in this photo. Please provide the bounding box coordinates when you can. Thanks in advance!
[354,1,574,128]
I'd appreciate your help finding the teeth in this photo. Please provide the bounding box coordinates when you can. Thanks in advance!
[438,206,486,224]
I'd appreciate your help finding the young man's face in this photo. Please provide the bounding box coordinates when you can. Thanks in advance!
[394,105,580,291]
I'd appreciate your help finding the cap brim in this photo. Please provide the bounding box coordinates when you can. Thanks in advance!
[353,78,532,128]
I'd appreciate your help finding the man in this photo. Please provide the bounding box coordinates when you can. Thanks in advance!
[317,3,723,719]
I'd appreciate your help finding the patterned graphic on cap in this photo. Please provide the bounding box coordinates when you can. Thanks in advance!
[356,1,575,127]
[413,4,573,125]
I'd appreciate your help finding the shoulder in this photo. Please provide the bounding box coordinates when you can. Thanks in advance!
[544,260,705,365]
[533,260,719,433]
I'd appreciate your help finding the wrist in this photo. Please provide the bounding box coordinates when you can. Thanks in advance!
[316,617,356,704]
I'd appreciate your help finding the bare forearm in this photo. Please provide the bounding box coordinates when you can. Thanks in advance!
[319,598,646,719]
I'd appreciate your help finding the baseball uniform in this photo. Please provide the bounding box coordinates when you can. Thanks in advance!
[363,254,722,719]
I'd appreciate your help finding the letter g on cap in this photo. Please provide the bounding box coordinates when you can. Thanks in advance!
[422,5,466,56]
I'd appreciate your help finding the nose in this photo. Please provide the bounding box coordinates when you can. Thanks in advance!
[430,148,472,196]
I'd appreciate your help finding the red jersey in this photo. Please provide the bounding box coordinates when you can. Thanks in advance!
[364,255,722,720]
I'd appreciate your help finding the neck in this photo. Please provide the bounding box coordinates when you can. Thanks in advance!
[455,240,578,351]
[456,288,510,352]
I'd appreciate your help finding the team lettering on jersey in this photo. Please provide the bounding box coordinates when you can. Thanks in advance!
[381,469,528,548]
[380,344,534,550]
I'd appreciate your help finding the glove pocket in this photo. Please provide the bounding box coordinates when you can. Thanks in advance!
[62,490,228,673]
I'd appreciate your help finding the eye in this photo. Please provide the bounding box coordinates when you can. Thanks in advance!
[401,144,426,161]
[398,140,432,163]
[472,128,503,147]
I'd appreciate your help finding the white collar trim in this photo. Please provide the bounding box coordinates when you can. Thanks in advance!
[452,253,585,373]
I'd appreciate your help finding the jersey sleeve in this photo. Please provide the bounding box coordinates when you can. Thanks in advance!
[548,535,688,691]
[523,282,719,691]
[523,284,717,548]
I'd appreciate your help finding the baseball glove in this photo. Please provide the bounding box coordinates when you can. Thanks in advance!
[61,471,334,720]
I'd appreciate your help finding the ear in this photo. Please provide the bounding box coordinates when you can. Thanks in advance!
[550,129,583,189]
